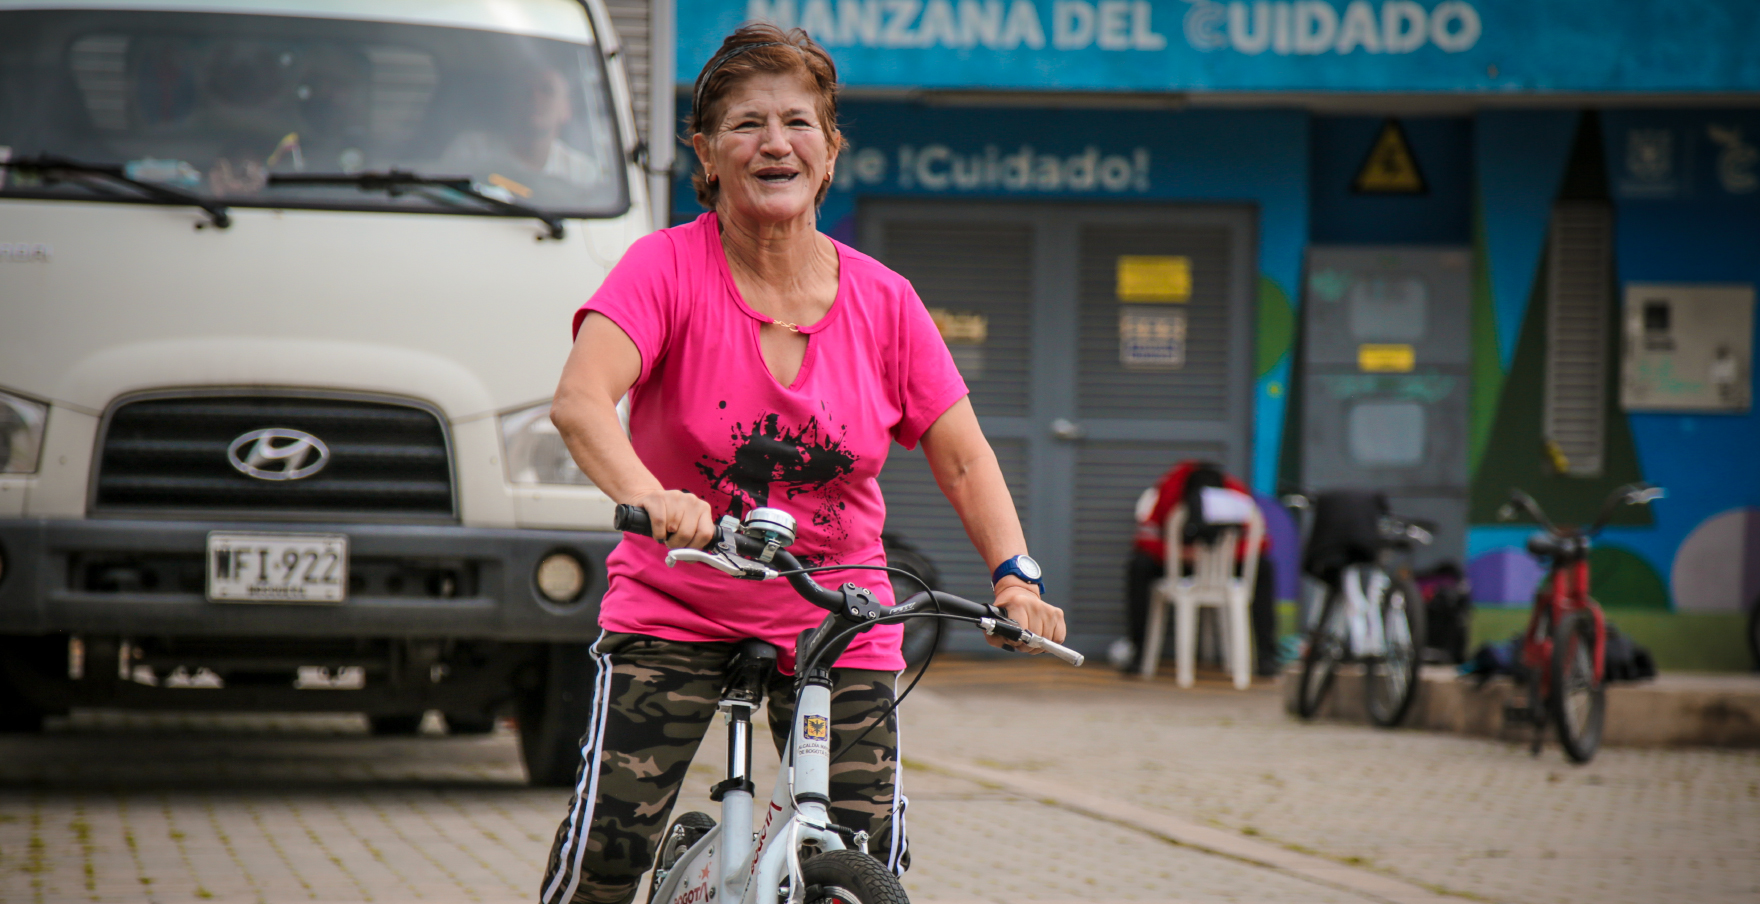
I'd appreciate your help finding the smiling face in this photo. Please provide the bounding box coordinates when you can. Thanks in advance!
[692,72,839,229]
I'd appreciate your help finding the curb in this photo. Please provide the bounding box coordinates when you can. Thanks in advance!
[1281,665,1760,748]
[906,753,1481,904]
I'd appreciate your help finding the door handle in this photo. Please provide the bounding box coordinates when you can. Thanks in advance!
[1049,418,1085,441]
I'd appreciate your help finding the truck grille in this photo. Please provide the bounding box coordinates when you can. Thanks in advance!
[93,394,456,520]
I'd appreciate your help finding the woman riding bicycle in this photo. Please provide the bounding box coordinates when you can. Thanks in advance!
[538,25,1065,904]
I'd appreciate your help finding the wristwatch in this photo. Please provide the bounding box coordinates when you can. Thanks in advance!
[990,555,1045,595]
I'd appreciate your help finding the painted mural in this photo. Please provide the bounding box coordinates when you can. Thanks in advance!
[1465,108,1760,622]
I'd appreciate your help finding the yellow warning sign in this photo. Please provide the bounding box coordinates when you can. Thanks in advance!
[1353,120,1425,194]
[1358,344,1416,372]
[1116,256,1191,302]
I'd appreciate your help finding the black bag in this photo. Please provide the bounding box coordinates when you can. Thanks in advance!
[1301,490,1388,580]
[1603,622,1658,683]
[1179,462,1228,546]
[1416,562,1472,664]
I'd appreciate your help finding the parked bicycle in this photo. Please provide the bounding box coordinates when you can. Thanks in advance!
[614,504,1081,904]
[1497,483,1664,763]
[1284,490,1432,727]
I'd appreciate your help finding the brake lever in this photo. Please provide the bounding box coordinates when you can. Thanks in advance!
[663,548,778,580]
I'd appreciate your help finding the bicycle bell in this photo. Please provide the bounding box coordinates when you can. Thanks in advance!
[740,508,797,548]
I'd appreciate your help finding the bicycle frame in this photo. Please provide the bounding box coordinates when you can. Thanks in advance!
[648,677,850,904]
[621,502,1079,904]
[1339,563,1390,658]
[1524,556,1607,688]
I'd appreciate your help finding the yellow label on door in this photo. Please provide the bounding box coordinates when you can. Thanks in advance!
[927,307,988,344]
[1116,255,1191,302]
[1358,344,1416,372]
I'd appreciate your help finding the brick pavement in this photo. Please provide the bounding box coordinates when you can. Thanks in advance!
[905,659,1760,904]
[1,660,1756,904]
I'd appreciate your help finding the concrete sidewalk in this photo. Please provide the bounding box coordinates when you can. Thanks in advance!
[2,660,1755,904]
[896,657,1760,904]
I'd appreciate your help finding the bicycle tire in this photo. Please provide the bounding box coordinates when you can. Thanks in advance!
[801,849,910,904]
[1550,611,1606,764]
[1295,588,1345,719]
[1364,573,1426,728]
[647,811,717,903]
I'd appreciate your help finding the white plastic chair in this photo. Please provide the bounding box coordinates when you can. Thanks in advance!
[1139,488,1265,689]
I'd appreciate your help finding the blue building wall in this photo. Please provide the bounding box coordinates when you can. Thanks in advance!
[1465,109,1760,624]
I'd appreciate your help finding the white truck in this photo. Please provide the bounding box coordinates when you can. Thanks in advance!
[0,0,649,785]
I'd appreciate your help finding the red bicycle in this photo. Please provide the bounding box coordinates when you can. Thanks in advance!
[1498,483,1664,763]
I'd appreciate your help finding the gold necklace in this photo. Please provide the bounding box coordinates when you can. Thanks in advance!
[771,319,801,333]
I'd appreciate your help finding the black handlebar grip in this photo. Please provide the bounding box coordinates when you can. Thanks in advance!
[613,504,652,536]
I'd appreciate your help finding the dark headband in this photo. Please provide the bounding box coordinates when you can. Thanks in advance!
[691,41,787,123]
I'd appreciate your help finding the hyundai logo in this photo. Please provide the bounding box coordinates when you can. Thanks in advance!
[227,428,330,481]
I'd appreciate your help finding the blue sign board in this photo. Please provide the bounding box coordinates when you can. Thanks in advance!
[676,0,1760,92]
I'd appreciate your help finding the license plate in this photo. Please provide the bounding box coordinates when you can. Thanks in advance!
[206,532,348,603]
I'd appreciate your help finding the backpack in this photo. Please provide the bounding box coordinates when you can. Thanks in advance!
[1416,562,1473,664]
[1301,490,1388,580]
[1178,462,1228,546]
[1603,622,1658,683]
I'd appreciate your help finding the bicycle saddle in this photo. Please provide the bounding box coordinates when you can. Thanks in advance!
[723,639,779,703]
[1526,532,1588,562]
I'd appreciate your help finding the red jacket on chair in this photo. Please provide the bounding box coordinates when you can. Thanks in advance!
[1133,460,1269,562]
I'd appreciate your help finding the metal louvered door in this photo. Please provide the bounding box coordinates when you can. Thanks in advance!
[1300,246,1473,568]
[862,203,1257,654]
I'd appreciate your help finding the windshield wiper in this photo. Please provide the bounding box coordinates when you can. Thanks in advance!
[1,154,231,228]
[268,170,566,240]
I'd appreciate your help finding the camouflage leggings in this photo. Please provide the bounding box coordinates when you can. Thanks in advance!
[538,632,906,904]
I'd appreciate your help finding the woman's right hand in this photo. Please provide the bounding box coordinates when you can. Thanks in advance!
[630,489,716,549]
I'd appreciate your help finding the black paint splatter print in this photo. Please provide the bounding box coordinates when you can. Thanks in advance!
[695,413,858,538]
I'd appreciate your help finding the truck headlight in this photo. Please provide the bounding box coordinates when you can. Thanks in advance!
[500,401,593,486]
[0,390,48,474]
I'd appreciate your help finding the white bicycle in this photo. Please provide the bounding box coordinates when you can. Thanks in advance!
[613,504,1082,904]
[1283,490,1432,727]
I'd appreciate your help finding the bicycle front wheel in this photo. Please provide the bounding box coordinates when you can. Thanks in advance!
[1550,611,1606,764]
[801,849,909,904]
[1296,588,1345,719]
[1364,573,1426,728]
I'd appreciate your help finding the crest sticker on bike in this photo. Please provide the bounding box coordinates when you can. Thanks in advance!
[801,715,830,755]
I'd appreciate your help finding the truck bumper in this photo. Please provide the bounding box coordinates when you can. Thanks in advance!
[0,518,615,641]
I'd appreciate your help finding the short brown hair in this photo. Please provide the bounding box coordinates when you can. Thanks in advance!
[687,24,843,210]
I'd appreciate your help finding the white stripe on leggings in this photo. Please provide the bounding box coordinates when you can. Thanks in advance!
[887,669,906,876]
[540,631,613,904]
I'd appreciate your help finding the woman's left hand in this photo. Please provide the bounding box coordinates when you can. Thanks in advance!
[988,579,1067,652]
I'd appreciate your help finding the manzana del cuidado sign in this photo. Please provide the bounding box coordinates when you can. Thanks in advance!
[676,0,1760,92]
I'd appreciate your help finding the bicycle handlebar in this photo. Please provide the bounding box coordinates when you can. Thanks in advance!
[613,504,1083,667]
[1499,483,1665,537]
[614,504,847,611]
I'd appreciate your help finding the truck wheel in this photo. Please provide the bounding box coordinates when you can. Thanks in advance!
[519,643,599,787]
[882,535,942,668]
[0,676,45,733]
[0,638,51,733]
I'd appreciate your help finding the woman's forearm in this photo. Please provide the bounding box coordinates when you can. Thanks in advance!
[550,312,663,504]
[550,388,662,504]
[920,399,1028,570]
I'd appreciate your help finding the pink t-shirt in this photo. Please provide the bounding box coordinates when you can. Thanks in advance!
[575,212,968,672]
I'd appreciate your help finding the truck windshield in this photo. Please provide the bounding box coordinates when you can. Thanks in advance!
[0,7,628,218]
